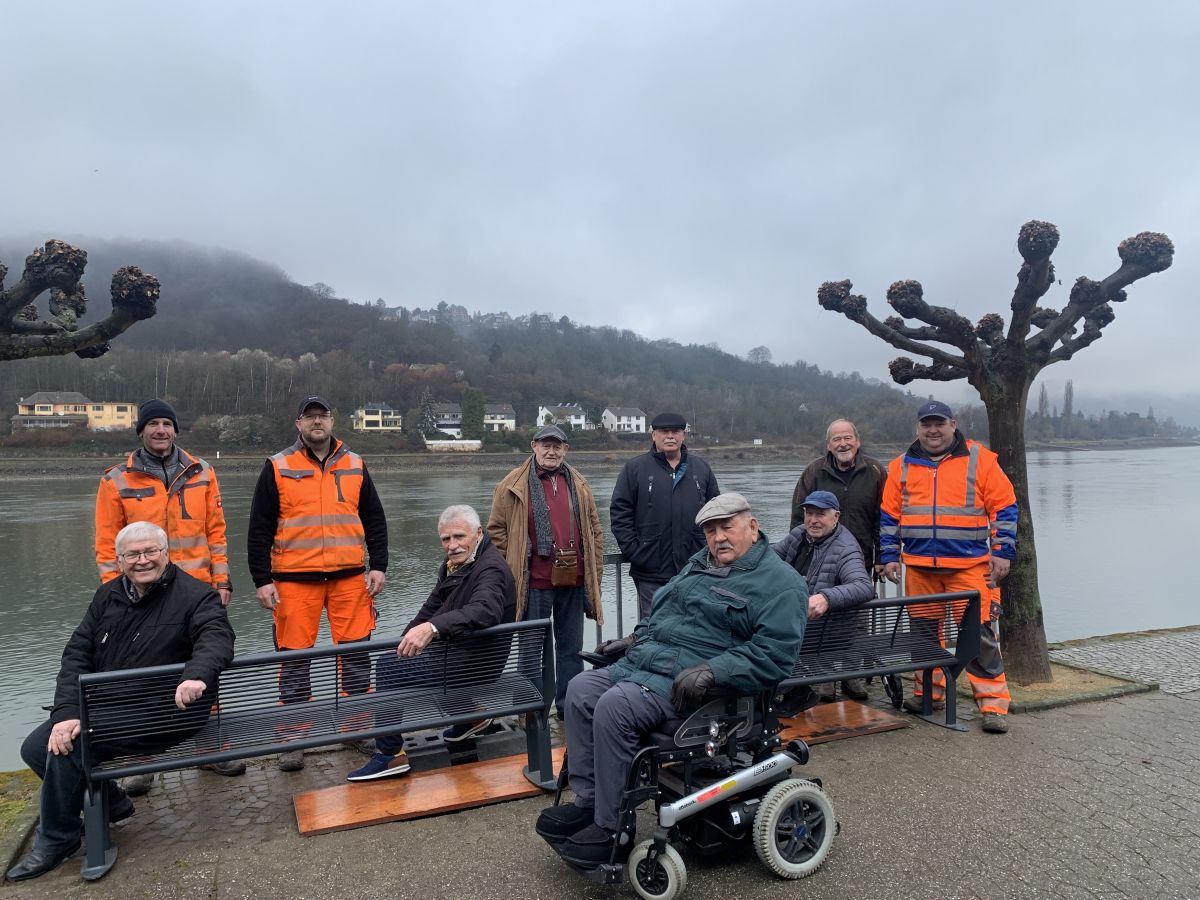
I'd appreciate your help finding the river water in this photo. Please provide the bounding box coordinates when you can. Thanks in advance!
[0,448,1192,768]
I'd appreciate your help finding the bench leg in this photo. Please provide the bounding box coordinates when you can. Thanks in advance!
[522,712,557,791]
[913,669,968,732]
[80,783,118,881]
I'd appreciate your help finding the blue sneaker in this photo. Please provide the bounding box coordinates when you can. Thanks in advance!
[347,751,411,782]
[442,718,493,742]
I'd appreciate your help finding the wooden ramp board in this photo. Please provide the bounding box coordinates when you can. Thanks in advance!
[294,747,565,836]
[778,700,908,745]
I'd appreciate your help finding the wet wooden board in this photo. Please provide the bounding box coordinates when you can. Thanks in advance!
[294,747,565,836]
[778,700,908,745]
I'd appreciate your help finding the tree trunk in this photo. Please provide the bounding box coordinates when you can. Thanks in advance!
[982,373,1054,684]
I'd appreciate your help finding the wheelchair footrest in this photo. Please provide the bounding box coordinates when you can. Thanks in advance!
[552,844,627,884]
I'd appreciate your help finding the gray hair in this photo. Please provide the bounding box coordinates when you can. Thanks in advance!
[438,504,481,531]
[115,521,169,556]
[825,419,860,441]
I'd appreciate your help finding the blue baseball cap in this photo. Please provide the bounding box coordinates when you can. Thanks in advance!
[801,490,840,511]
[916,400,954,421]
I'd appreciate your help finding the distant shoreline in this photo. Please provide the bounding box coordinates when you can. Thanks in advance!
[0,438,1194,480]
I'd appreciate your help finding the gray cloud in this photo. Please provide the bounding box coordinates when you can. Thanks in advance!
[4,1,1197,410]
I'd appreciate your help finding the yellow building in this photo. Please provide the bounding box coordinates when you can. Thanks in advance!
[13,392,136,431]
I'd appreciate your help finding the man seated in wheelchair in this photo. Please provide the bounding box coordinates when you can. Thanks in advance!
[536,493,807,864]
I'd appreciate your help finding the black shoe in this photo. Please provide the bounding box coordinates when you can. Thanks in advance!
[109,793,136,824]
[774,685,820,717]
[535,804,595,844]
[6,839,81,882]
[562,823,626,865]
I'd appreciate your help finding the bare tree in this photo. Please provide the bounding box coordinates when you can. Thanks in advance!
[817,221,1173,683]
[747,345,773,365]
[0,241,159,361]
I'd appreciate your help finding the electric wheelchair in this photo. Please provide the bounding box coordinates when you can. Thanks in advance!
[541,676,837,900]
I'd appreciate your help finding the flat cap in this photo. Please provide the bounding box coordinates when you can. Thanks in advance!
[650,412,687,430]
[695,492,751,526]
[532,424,569,442]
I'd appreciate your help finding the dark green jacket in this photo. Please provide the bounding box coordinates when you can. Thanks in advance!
[792,452,887,571]
[606,534,807,705]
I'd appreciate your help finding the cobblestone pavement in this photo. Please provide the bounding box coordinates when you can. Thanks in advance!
[1052,627,1200,695]
[6,685,1200,900]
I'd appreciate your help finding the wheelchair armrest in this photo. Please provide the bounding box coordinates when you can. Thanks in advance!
[578,650,615,668]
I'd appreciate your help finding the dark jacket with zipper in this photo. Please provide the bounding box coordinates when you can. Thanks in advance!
[51,565,235,752]
[405,534,517,639]
[791,451,887,571]
[609,445,720,583]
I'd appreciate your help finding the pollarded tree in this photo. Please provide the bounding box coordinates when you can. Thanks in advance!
[817,221,1173,683]
[0,240,160,361]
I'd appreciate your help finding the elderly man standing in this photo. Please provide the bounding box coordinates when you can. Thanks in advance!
[774,490,875,706]
[94,398,243,788]
[609,411,720,620]
[7,522,234,883]
[881,401,1017,734]
[488,424,605,719]
[248,396,389,770]
[536,493,806,864]
[347,505,516,781]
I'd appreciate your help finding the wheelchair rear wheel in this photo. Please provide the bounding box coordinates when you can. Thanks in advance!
[752,778,836,879]
[628,841,687,900]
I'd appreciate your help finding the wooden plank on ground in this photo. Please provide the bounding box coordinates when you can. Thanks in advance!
[779,700,908,745]
[294,747,565,836]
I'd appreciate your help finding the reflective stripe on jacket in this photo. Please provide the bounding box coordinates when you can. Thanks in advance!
[95,448,231,588]
[880,435,1017,569]
[269,438,367,574]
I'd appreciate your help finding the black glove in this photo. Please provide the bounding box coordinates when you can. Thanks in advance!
[594,635,635,659]
[671,663,715,710]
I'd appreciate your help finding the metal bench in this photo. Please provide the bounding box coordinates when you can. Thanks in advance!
[778,591,982,729]
[76,618,555,880]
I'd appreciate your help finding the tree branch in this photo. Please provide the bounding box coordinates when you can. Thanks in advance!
[1046,303,1116,364]
[1006,220,1059,343]
[884,280,978,353]
[0,241,88,322]
[889,356,968,384]
[818,281,968,372]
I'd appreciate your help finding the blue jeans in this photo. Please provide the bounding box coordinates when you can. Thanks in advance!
[525,586,585,714]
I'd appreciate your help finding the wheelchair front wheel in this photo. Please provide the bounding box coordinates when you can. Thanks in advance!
[883,673,904,709]
[753,778,836,879]
[628,840,687,900]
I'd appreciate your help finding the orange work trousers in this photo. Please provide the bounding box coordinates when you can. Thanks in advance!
[273,577,376,706]
[904,563,1010,715]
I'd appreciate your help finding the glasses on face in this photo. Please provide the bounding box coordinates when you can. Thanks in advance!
[121,547,166,563]
[301,412,332,421]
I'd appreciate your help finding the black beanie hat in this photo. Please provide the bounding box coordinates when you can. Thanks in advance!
[136,399,179,434]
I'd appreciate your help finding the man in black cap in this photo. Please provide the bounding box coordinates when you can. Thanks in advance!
[487,424,606,717]
[94,399,244,791]
[610,412,720,619]
[247,397,389,769]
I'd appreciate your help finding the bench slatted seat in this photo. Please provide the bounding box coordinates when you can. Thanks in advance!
[779,591,982,729]
[77,618,555,880]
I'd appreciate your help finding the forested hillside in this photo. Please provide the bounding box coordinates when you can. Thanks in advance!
[0,237,924,447]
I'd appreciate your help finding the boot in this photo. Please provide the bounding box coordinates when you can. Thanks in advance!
[841,679,868,701]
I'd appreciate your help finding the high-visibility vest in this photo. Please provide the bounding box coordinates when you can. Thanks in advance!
[880,439,1017,569]
[269,439,367,574]
[95,448,231,587]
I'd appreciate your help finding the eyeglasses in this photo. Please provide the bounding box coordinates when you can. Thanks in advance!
[301,412,332,421]
[121,547,166,563]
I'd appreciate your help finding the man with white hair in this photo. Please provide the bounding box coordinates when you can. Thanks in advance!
[347,505,517,781]
[7,522,234,883]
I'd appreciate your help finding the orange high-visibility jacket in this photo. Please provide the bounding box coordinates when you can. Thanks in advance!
[880,437,1018,569]
[268,439,367,574]
[95,448,231,588]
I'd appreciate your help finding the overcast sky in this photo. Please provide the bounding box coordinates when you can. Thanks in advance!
[4,1,1197,416]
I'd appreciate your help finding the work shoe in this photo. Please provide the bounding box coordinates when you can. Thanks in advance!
[109,792,136,824]
[981,713,1009,734]
[343,739,377,756]
[561,823,628,865]
[902,697,945,714]
[841,679,869,701]
[443,718,494,743]
[200,760,247,776]
[817,682,837,703]
[535,803,595,844]
[5,839,81,882]
[122,772,155,797]
[277,749,305,772]
[347,751,412,782]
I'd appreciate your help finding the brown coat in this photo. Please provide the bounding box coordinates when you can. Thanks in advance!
[486,456,605,623]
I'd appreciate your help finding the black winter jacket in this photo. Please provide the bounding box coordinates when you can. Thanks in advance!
[52,564,235,724]
[610,446,720,583]
[405,534,517,639]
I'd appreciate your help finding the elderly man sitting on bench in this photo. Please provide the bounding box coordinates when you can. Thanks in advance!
[7,521,234,883]
[536,492,807,864]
